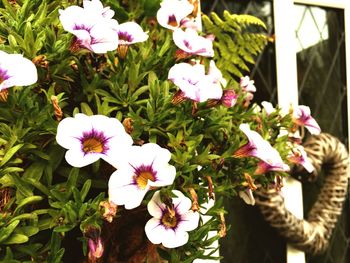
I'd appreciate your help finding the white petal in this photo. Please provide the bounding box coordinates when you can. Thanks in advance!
[65,148,100,167]
[56,115,91,149]
[117,22,148,44]
[144,218,165,244]
[149,165,176,187]
[147,191,165,218]
[0,53,37,89]
[108,183,146,209]
[89,25,119,53]
[59,6,90,33]
[108,170,148,209]
[177,211,200,231]
[162,228,189,248]
[156,0,193,30]
[172,190,192,214]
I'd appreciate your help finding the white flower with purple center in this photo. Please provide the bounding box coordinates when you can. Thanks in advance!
[292,105,321,135]
[0,51,37,91]
[108,143,176,210]
[56,114,133,168]
[116,22,148,45]
[59,0,119,54]
[156,0,194,30]
[173,28,214,57]
[145,190,200,248]
[168,62,223,102]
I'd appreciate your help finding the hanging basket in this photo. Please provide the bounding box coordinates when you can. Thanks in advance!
[255,133,349,254]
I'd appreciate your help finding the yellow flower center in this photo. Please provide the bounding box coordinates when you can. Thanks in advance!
[161,209,178,228]
[82,138,104,153]
[135,171,155,189]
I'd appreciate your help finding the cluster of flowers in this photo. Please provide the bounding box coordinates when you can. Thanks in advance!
[0,0,322,259]
[56,113,199,249]
[59,0,148,55]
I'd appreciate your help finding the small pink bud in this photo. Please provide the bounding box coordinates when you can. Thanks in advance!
[88,237,104,260]
[221,89,237,108]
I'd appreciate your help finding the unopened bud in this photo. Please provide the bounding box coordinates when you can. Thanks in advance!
[221,89,237,108]
[122,118,134,134]
[51,96,63,121]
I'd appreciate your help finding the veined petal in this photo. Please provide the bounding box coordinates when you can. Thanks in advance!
[56,113,133,168]
[117,22,148,45]
[0,51,37,90]
[172,190,192,213]
[293,105,321,135]
[173,28,214,57]
[177,210,200,231]
[89,25,119,53]
[59,6,89,33]
[147,190,166,218]
[145,190,199,248]
[144,218,164,244]
[156,0,194,30]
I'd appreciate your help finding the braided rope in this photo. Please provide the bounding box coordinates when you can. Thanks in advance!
[255,133,349,254]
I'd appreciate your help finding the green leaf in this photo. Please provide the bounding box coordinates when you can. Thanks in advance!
[81,102,94,115]
[2,234,29,245]
[0,144,24,167]
[14,195,43,215]
[14,226,39,237]
[0,220,20,243]
[80,179,91,202]
[22,162,45,181]
[11,174,33,197]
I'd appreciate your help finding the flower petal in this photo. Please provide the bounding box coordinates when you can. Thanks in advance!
[147,190,166,218]
[177,210,200,231]
[144,218,165,244]
[65,148,100,167]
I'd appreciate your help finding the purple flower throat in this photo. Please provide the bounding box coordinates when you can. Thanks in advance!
[0,68,9,84]
[80,129,109,155]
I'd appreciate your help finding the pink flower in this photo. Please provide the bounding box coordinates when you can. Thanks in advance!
[145,190,200,248]
[292,105,321,135]
[173,28,214,57]
[221,90,238,108]
[0,51,37,91]
[88,237,104,260]
[168,62,223,102]
[156,0,194,30]
[233,124,289,173]
[255,160,290,175]
[287,145,314,173]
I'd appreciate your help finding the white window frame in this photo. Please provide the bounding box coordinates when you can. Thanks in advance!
[274,0,350,262]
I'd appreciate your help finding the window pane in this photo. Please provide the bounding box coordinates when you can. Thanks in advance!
[295,4,349,263]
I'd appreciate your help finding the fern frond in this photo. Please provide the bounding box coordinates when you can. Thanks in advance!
[202,10,268,79]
